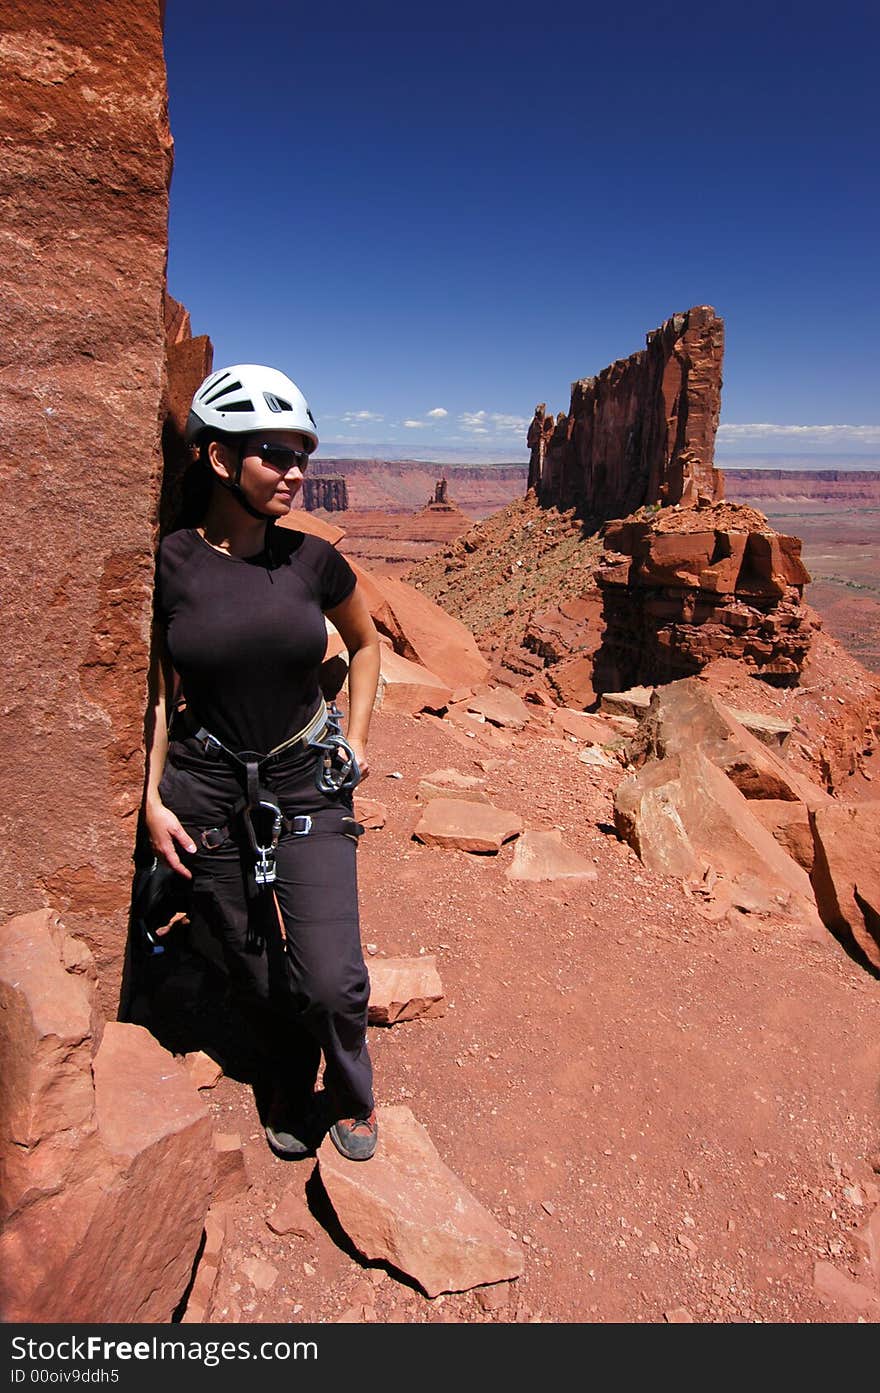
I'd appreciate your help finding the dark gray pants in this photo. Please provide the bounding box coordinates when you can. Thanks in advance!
[160,736,374,1118]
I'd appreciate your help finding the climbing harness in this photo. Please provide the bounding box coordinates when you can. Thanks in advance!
[184,699,363,889]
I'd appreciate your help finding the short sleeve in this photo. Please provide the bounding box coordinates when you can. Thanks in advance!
[318,541,357,611]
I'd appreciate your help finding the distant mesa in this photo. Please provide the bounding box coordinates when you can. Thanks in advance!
[302,476,348,512]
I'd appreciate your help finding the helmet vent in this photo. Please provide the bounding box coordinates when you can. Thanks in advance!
[204,378,243,405]
[217,398,254,413]
[263,392,292,413]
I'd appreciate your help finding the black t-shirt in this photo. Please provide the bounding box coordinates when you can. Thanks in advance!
[154,526,356,753]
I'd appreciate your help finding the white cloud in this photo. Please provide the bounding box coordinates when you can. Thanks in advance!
[717,423,880,446]
[459,410,530,437]
[490,412,530,434]
[403,419,425,428]
[460,411,489,431]
[342,409,384,423]
[426,407,448,418]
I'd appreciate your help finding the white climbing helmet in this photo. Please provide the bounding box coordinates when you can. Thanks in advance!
[185,364,319,452]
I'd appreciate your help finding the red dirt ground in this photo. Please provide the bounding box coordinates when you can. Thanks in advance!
[198,702,880,1326]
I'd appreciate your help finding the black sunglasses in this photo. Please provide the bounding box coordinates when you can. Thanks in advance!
[249,441,310,471]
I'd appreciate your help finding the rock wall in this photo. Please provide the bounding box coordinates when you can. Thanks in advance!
[303,476,348,511]
[0,3,172,1008]
[594,502,816,690]
[528,306,725,520]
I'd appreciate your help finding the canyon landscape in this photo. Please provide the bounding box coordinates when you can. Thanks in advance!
[2,1,879,1336]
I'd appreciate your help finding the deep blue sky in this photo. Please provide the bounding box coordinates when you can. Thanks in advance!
[164,2,879,461]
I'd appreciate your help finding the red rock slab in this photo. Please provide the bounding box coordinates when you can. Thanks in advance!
[317,1105,523,1296]
[278,509,346,545]
[365,571,490,691]
[578,746,618,769]
[615,748,821,928]
[546,656,597,710]
[631,679,830,811]
[267,1185,319,1239]
[551,709,619,744]
[442,705,515,749]
[600,686,655,720]
[0,910,99,1219]
[344,556,399,634]
[185,1050,223,1090]
[810,803,880,969]
[353,796,388,829]
[637,531,716,587]
[464,686,531,730]
[2,1021,216,1322]
[413,799,523,854]
[0,910,96,1153]
[181,1204,228,1323]
[749,800,814,872]
[853,1205,880,1282]
[422,767,488,791]
[367,956,446,1025]
[82,1023,216,1320]
[417,773,490,804]
[812,1261,880,1319]
[505,831,598,883]
[725,707,792,751]
[376,648,452,715]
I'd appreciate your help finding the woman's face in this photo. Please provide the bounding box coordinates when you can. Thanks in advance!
[214,430,312,516]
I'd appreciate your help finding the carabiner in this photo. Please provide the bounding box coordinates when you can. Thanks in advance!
[309,704,362,795]
[242,796,283,886]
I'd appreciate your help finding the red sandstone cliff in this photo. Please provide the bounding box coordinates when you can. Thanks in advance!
[0,3,173,1008]
[529,306,725,519]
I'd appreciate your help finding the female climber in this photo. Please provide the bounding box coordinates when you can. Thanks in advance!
[143,364,381,1160]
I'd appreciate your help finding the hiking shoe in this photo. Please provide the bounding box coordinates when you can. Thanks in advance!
[328,1111,378,1161]
[264,1099,318,1159]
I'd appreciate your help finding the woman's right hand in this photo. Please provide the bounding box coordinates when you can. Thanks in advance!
[145,800,197,879]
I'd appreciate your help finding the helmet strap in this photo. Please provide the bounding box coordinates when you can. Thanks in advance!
[213,439,275,521]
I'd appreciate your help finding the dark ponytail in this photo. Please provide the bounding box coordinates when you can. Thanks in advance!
[172,431,235,530]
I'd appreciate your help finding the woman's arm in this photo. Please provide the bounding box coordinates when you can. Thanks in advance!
[325,584,381,782]
[143,625,197,878]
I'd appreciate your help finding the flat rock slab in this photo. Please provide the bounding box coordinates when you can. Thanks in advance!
[353,796,387,829]
[725,706,792,750]
[442,704,514,747]
[551,708,619,744]
[600,686,654,720]
[506,830,598,883]
[368,956,445,1025]
[317,1105,523,1296]
[464,686,531,730]
[413,799,523,853]
[267,1184,319,1239]
[417,777,490,805]
[578,746,617,769]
